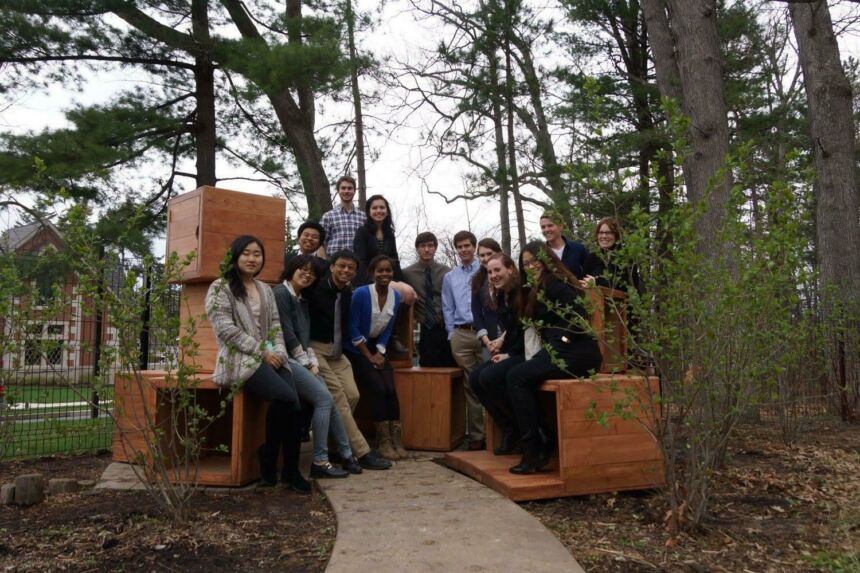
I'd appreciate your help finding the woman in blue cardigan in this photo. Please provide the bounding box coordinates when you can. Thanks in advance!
[345,254,405,460]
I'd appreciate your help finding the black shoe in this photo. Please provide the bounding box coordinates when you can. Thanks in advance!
[358,451,392,470]
[467,438,486,451]
[341,456,364,474]
[509,432,550,474]
[310,461,349,479]
[494,429,520,455]
[281,472,312,494]
[258,444,278,486]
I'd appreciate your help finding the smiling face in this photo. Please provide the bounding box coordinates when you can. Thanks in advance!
[290,263,317,291]
[486,257,512,290]
[455,239,476,265]
[520,251,544,277]
[372,259,394,288]
[369,198,388,224]
[597,223,616,250]
[330,257,358,288]
[237,241,264,278]
[298,228,321,254]
[337,180,356,204]
[540,217,563,246]
[478,245,499,268]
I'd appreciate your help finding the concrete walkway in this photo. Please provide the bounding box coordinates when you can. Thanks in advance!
[318,459,584,573]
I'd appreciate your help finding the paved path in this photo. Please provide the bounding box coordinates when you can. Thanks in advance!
[318,459,584,573]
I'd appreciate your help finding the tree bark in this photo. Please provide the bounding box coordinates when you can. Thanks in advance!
[503,0,526,250]
[191,0,216,186]
[344,0,367,209]
[487,31,511,254]
[789,0,860,420]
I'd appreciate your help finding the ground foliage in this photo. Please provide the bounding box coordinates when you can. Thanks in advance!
[0,453,336,572]
[524,420,860,572]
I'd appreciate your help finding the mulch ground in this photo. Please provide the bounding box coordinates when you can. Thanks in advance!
[523,419,860,572]
[0,453,336,572]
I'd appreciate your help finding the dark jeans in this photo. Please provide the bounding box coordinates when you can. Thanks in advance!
[506,346,602,439]
[244,363,302,473]
[418,323,457,367]
[469,355,525,433]
[347,349,400,422]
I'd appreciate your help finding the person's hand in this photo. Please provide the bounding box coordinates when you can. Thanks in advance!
[487,337,503,354]
[262,351,282,369]
[491,353,510,363]
[309,364,320,377]
[580,275,596,288]
[370,353,385,369]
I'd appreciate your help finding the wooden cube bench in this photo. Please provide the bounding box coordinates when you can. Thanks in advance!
[112,370,267,487]
[393,367,466,451]
[444,373,665,501]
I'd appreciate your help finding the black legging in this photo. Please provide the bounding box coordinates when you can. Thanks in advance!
[347,349,400,422]
[506,346,602,440]
[470,355,525,434]
[244,363,302,472]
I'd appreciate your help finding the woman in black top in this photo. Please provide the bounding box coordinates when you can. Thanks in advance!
[353,194,415,305]
[468,253,525,455]
[471,238,503,356]
[581,217,641,294]
[505,241,602,474]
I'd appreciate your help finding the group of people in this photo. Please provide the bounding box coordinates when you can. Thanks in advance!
[205,174,639,488]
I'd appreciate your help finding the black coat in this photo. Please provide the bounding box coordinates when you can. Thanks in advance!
[531,275,600,359]
[353,225,403,284]
[582,245,641,294]
[494,288,524,356]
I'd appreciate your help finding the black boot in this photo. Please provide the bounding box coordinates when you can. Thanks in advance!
[509,431,549,475]
[281,414,311,494]
[258,444,278,487]
[493,427,521,455]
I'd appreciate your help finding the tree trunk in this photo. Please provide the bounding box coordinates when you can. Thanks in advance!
[657,0,732,260]
[503,1,526,250]
[344,0,367,209]
[790,0,860,421]
[488,38,511,254]
[191,0,216,186]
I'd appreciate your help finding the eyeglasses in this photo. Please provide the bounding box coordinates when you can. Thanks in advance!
[522,258,541,269]
[297,267,317,278]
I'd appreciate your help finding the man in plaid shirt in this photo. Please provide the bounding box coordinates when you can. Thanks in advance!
[320,175,367,256]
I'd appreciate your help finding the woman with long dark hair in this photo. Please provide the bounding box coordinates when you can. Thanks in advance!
[344,255,406,460]
[505,241,602,474]
[468,253,525,455]
[353,194,415,304]
[471,238,503,356]
[272,254,356,478]
[205,235,309,491]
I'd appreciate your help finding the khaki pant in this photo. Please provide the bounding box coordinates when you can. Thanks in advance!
[450,328,485,441]
[310,341,370,458]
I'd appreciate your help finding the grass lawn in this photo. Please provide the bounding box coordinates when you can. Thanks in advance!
[2,417,112,459]
[4,385,114,405]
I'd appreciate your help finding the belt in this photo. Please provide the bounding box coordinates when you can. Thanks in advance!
[454,323,474,330]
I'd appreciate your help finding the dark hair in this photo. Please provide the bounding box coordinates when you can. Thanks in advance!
[364,194,394,237]
[329,250,359,267]
[414,231,438,248]
[471,237,503,294]
[280,254,318,283]
[224,235,265,300]
[297,221,326,246]
[594,216,622,247]
[367,254,394,276]
[485,253,520,319]
[519,240,579,318]
[452,230,477,247]
[335,175,356,190]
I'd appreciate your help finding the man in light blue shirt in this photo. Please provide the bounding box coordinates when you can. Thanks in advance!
[441,230,485,449]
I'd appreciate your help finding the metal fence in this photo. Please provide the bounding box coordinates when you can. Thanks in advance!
[0,253,180,459]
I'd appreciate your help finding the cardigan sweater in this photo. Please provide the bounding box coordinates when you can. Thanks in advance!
[205,278,289,387]
[345,284,401,355]
[272,282,318,368]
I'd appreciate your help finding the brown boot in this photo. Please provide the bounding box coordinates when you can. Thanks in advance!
[374,422,399,460]
[390,421,408,459]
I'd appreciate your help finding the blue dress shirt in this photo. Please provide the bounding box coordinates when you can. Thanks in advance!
[441,260,480,339]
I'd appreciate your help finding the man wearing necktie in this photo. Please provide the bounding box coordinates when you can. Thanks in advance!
[402,232,456,367]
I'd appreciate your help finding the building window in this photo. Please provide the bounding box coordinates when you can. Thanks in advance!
[21,323,66,369]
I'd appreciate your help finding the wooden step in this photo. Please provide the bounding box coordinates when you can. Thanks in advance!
[445,450,566,502]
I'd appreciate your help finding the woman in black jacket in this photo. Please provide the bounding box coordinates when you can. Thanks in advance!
[505,241,602,474]
[581,217,641,294]
[468,253,525,455]
[353,194,415,305]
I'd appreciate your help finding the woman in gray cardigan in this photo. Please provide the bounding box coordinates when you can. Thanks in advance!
[205,235,309,492]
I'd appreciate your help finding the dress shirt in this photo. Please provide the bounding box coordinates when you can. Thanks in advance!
[441,259,480,339]
[320,204,367,254]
